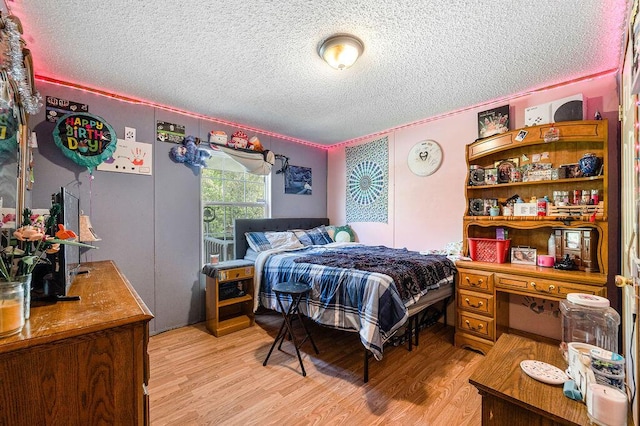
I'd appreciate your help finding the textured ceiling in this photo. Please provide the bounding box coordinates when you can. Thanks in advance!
[8,1,630,146]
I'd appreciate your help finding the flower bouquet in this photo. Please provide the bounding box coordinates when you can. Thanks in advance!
[0,204,95,281]
[0,204,96,328]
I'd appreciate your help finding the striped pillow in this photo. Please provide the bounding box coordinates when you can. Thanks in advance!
[293,226,333,246]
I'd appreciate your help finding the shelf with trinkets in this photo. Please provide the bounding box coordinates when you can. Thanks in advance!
[456,120,609,355]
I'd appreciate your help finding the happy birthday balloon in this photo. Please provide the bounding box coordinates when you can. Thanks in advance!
[53,112,117,172]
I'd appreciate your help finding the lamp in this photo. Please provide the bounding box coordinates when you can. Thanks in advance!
[318,34,364,70]
[79,214,101,243]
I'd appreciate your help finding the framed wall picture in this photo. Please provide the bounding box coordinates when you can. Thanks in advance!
[511,247,537,265]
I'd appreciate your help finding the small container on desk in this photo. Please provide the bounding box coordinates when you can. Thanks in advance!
[202,259,255,337]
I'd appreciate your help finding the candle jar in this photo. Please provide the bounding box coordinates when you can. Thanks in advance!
[573,189,582,205]
[0,281,24,338]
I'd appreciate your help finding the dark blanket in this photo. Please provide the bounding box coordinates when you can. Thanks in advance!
[294,245,457,302]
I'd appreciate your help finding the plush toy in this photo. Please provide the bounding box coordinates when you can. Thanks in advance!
[248,136,264,152]
[169,135,211,169]
[230,131,249,149]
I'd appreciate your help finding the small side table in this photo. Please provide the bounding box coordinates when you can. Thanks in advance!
[263,281,319,376]
[202,260,255,337]
[469,333,591,425]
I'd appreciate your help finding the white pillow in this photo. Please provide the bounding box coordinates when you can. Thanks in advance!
[245,231,303,252]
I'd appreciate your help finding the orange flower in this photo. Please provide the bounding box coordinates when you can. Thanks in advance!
[13,225,45,242]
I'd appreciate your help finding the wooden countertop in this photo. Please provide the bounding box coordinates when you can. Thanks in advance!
[469,333,590,425]
[0,260,153,354]
[455,260,608,286]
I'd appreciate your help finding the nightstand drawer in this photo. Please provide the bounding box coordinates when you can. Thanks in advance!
[458,269,493,293]
[495,273,606,299]
[457,311,494,340]
[458,289,494,316]
[218,266,254,282]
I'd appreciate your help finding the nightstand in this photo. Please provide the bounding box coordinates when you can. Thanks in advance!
[203,260,255,337]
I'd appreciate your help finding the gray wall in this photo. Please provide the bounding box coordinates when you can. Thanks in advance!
[30,81,327,334]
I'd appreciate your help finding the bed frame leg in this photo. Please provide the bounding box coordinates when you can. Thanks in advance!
[363,349,369,383]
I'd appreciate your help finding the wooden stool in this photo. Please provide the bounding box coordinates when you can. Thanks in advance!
[263,281,319,376]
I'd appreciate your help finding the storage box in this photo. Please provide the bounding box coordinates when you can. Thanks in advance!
[513,203,538,216]
[468,238,511,263]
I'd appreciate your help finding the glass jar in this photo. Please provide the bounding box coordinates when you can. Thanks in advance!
[560,293,620,353]
[0,281,25,338]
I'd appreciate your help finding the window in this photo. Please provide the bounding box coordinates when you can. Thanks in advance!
[201,149,269,262]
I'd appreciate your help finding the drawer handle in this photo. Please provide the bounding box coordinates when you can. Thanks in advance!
[465,276,484,287]
[464,319,484,331]
[530,282,555,293]
[464,298,484,308]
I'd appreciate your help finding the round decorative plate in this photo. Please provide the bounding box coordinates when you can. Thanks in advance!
[469,198,484,216]
[469,167,485,186]
[407,140,443,176]
[520,360,568,385]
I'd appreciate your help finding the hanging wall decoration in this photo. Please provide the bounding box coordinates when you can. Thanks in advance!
[284,165,312,195]
[97,139,153,175]
[1,15,42,115]
[46,96,89,123]
[53,112,117,173]
[156,120,185,143]
[345,136,388,223]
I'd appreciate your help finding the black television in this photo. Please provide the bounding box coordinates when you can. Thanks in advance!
[53,186,81,297]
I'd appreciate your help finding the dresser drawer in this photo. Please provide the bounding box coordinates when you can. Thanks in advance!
[495,273,606,299]
[458,269,493,293]
[458,289,494,316]
[218,266,254,282]
[457,311,494,340]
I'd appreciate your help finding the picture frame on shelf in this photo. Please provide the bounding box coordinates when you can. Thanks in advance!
[496,160,518,184]
[478,105,509,139]
[511,247,537,265]
[484,167,498,185]
[560,163,582,179]
[483,198,498,215]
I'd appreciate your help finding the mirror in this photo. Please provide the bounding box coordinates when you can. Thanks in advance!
[0,76,21,230]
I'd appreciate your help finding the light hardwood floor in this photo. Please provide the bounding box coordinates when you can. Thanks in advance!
[148,312,484,425]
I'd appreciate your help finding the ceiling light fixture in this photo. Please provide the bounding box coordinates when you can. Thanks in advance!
[318,34,364,70]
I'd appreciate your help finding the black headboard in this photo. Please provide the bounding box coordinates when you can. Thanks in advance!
[234,217,330,259]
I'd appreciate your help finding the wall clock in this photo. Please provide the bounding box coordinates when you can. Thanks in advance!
[407,139,443,176]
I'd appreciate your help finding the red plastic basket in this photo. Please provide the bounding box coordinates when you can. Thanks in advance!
[468,238,511,263]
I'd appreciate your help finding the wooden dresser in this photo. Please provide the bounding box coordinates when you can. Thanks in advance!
[0,260,154,425]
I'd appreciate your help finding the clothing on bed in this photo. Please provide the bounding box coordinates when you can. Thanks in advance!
[254,243,457,360]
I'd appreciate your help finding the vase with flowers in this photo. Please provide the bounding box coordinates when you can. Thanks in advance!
[0,204,94,335]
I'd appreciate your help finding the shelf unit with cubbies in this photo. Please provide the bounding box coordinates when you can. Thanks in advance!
[455,120,609,354]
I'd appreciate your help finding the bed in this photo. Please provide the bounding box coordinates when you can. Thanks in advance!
[234,218,457,381]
